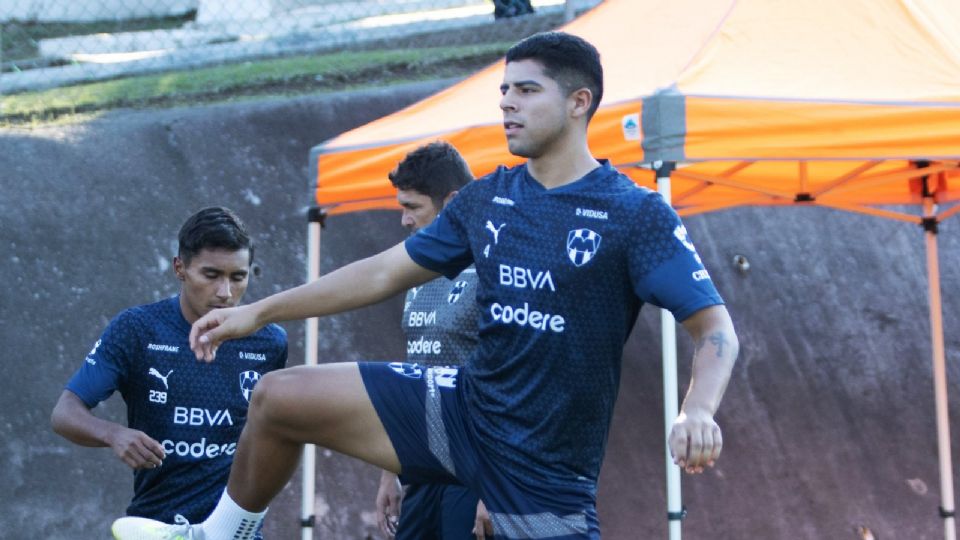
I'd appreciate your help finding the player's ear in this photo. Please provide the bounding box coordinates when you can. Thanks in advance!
[442,190,458,208]
[173,256,186,281]
[570,87,593,120]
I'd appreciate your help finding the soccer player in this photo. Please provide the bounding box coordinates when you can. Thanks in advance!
[112,31,738,540]
[52,207,287,538]
[375,141,484,540]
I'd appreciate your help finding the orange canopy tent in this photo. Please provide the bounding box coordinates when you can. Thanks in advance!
[311,0,960,217]
[306,0,960,537]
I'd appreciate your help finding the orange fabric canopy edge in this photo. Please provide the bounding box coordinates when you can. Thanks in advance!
[313,0,960,217]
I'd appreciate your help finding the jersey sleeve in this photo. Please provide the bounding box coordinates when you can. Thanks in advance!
[404,184,475,279]
[65,310,140,408]
[629,192,724,322]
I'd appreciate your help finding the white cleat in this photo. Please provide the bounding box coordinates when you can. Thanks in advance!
[112,514,204,540]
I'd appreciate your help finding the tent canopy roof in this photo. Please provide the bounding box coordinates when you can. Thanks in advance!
[312,0,960,218]
[676,0,960,102]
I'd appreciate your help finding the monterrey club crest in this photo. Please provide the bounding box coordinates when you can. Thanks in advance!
[239,370,261,402]
[388,362,424,379]
[448,280,468,304]
[566,228,602,266]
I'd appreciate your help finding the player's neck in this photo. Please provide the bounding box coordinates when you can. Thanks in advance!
[526,142,599,190]
[178,293,200,325]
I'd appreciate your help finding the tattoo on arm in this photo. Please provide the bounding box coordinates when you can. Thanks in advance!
[696,332,730,358]
[709,332,729,357]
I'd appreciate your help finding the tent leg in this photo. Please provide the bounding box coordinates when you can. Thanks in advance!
[924,201,956,540]
[657,163,683,540]
[662,308,683,540]
[301,212,323,540]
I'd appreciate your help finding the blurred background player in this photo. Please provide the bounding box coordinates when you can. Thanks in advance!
[374,141,486,540]
[51,206,287,538]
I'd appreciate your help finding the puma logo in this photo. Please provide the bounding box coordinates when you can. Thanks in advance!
[148,368,174,390]
[485,221,505,244]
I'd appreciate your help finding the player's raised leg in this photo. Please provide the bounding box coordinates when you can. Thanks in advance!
[228,362,399,510]
[113,362,398,540]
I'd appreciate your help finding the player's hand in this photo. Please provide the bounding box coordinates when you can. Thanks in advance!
[376,472,403,539]
[668,407,722,474]
[473,500,493,539]
[107,427,165,470]
[189,304,259,361]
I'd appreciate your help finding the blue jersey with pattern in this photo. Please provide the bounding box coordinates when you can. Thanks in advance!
[404,161,723,486]
[65,296,287,523]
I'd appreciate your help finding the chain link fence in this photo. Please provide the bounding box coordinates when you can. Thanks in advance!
[1,0,598,96]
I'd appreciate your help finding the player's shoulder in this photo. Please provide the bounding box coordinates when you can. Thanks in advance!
[453,265,478,281]
[441,165,519,221]
[416,274,454,299]
[97,298,176,351]
[476,163,520,182]
[468,164,524,193]
[261,322,287,341]
[596,171,677,235]
[610,178,667,215]
[110,297,170,329]
[251,322,288,344]
[602,166,656,202]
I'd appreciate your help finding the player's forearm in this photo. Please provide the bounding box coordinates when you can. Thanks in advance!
[253,242,436,325]
[678,305,738,416]
[681,324,738,416]
[54,416,120,448]
[51,393,117,448]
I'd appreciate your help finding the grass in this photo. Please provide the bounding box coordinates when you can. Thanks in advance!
[0,42,511,126]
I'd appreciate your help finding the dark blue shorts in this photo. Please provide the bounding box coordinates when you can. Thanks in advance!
[395,482,478,540]
[359,362,600,540]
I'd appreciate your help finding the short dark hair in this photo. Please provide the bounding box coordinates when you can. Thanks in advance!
[388,141,473,207]
[505,31,603,120]
[178,206,253,266]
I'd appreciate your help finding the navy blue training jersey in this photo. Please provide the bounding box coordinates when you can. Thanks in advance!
[402,267,480,366]
[65,296,287,523]
[404,161,723,486]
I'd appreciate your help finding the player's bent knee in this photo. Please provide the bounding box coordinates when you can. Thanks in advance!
[247,370,300,425]
[247,366,354,437]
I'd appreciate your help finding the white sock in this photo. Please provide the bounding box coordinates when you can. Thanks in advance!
[201,489,267,540]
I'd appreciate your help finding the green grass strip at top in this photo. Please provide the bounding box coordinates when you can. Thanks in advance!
[0,42,510,121]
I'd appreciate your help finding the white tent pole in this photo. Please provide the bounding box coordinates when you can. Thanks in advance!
[923,197,956,540]
[656,161,684,540]
[301,209,323,540]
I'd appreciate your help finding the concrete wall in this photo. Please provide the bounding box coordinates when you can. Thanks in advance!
[2,80,959,539]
